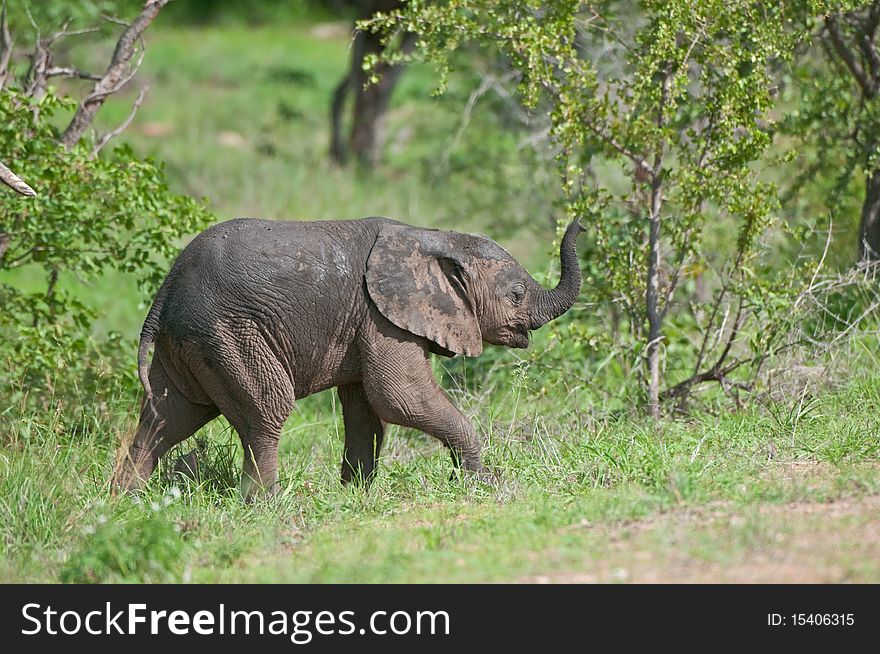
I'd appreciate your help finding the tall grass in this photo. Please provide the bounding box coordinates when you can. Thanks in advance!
[3,358,878,582]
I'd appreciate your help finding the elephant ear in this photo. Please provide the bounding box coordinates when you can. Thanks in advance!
[366,224,483,357]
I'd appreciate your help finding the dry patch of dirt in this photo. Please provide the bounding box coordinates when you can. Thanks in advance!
[522,495,880,583]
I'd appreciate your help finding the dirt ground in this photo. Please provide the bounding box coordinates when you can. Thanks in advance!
[522,495,880,583]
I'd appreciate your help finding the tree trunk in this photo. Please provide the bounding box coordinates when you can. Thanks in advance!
[0,0,12,90]
[349,31,414,166]
[646,179,663,420]
[329,74,352,164]
[329,0,413,167]
[859,168,880,263]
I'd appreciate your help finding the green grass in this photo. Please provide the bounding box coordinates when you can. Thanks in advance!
[2,363,878,583]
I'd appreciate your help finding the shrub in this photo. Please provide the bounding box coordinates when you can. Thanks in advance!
[0,90,212,424]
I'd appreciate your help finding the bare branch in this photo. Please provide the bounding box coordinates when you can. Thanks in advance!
[92,86,148,156]
[46,26,100,45]
[101,14,130,28]
[0,160,37,197]
[45,66,103,81]
[22,20,101,94]
[23,8,51,100]
[0,0,12,90]
[60,0,169,149]
[825,16,875,98]
[443,71,531,166]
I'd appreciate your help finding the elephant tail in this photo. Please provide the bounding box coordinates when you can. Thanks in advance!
[137,281,169,401]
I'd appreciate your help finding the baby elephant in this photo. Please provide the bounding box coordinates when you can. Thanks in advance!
[114,216,583,499]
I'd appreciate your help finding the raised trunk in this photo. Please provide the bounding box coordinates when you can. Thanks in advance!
[529,219,585,328]
[858,168,880,263]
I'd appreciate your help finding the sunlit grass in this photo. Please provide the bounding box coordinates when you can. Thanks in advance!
[2,365,878,583]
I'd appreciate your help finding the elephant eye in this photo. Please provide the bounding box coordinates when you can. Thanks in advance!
[509,284,525,304]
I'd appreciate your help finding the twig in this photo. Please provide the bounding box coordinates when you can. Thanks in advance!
[796,213,833,311]
[45,66,103,81]
[46,26,100,45]
[101,14,130,28]
[92,86,148,156]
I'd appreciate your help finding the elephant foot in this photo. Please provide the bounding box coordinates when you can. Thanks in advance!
[110,465,148,496]
[451,464,499,486]
[240,475,281,503]
[471,468,500,486]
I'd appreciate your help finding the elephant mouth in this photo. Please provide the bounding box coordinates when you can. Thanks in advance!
[508,327,530,349]
[486,324,529,349]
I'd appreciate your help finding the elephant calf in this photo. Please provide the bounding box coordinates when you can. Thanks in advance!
[114,217,583,499]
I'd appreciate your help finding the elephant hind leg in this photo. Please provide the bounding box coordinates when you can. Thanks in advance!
[192,326,296,501]
[237,430,284,500]
[338,382,385,486]
[114,358,219,493]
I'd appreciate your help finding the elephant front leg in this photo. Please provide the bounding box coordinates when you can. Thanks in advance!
[363,355,487,479]
[436,406,487,477]
[338,382,385,485]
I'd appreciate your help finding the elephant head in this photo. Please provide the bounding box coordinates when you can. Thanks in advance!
[365,218,585,357]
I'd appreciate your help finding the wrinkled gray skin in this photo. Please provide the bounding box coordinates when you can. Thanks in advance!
[114,217,584,499]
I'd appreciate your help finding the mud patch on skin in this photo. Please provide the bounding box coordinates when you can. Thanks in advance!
[521,495,880,583]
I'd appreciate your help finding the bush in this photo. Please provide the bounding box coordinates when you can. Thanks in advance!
[0,90,212,424]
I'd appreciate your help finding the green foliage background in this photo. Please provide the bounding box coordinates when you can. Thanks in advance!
[0,90,210,421]
[0,0,878,583]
